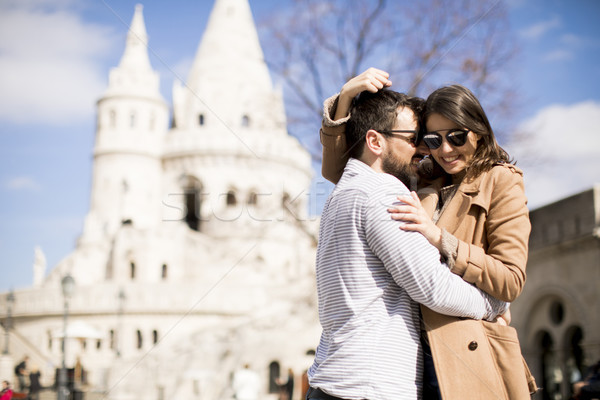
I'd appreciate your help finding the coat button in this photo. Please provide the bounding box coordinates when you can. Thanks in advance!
[468,341,478,351]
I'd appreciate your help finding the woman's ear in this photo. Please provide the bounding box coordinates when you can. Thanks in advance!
[365,129,385,156]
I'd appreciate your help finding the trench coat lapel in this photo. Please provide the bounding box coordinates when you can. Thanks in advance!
[435,173,487,235]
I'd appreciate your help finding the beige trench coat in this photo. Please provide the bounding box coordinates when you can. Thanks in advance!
[419,166,536,400]
[319,94,537,399]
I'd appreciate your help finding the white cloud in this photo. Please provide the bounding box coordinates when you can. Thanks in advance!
[506,102,600,209]
[0,1,118,125]
[543,49,572,62]
[5,176,42,191]
[559,33,583,47]
[519,16,561,40]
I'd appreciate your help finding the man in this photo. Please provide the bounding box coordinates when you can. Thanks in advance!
[232,364,260,400]
[306,89,507,400]
[573,360,600,400]
[14,355,28,392]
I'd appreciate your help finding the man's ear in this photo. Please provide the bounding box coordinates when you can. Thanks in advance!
[365,129,385,156]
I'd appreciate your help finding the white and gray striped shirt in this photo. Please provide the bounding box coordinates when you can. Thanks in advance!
[308,159,507,400]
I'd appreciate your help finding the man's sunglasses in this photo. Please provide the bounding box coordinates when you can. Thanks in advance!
[423,129,469,149]
[379,130,418,146]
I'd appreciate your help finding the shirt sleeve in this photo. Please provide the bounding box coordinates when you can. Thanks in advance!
[364,181,507,321]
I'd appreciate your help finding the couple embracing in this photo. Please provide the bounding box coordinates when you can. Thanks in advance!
[306,68,537,400]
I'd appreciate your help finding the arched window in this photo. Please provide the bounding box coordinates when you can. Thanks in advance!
[268,361,281,393]
[130,262,136,279]
[106,258,113,280]
[161,264,168,279]
[181,176,203,232]
[248,192,258,206]
[549,300,564,325]
[109,110,116,128]
[537,330,560,400]
[282,193,291,212]
[226,191,237,206]
[153,330,159,344]
[242,115,250,127]
[109,330,115,350]
[564,326,585,398]
[136,330,143,349]
[198,114,205,126]
[185,187,200,231]
[130,112,136,128]
[150,112,156,131]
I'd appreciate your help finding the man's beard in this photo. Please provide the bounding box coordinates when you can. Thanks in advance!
[381,150,417,189]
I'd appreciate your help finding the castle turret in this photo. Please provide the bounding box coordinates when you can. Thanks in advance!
[82,4,169,243]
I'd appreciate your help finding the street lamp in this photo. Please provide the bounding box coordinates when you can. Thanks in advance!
[58,274,75,400]
[3,289,15,355]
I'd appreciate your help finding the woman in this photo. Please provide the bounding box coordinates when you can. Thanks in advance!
[320,68,537,399]
[0,381,13,400]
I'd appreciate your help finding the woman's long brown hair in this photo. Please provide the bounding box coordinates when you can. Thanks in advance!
[424,84,513,180]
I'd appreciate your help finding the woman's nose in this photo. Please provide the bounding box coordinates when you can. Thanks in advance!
[439,138,454,152]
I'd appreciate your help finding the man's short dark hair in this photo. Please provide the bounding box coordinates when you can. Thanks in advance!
[345,90,424,159]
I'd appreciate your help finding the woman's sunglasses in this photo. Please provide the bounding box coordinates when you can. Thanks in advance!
[423,129,469,149]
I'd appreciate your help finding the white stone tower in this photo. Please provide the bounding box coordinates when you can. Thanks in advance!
[0,2,319,399]
[84,4,169,244]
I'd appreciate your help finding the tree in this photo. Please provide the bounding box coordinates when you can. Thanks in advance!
[260,0,518,159]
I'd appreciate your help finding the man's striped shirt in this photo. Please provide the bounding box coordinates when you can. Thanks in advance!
[308,159,507,400]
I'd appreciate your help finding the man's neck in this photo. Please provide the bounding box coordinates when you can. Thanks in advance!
[357,154,383,173]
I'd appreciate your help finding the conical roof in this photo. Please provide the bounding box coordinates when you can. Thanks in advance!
[118,4,152,72]
[104,4,162,99]
[172,0,283,131]
[187,0,272,93]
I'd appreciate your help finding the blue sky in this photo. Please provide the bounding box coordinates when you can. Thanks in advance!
[0,0,599,293]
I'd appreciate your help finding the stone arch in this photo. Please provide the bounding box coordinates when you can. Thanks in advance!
[522,285,588,347]
[524,288,590,400]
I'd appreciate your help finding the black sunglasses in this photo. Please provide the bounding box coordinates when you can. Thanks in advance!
[379,130,418,145]
[423,129,469,149]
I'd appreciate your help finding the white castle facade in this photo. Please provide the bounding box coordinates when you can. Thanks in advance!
[0,1,320,399]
